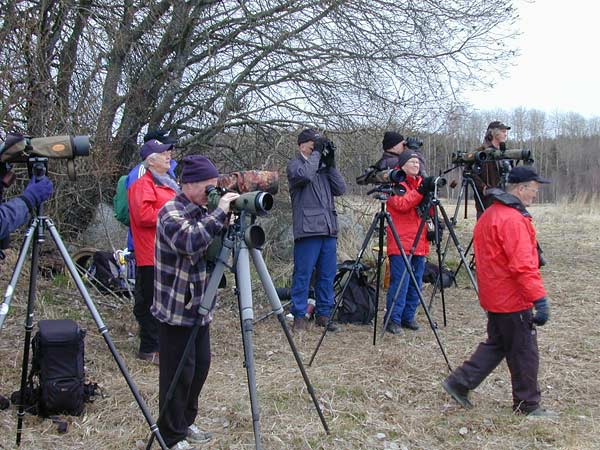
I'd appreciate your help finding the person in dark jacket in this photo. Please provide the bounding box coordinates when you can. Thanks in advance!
[473,121,511,216]
[374,131,427,175]
[287,129,346,331]
[152,155,238,450]
[0,176,53,240]
[442,166,557,417]
[384,152,429,334]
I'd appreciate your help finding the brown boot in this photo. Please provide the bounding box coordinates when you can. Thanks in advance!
[315,315,341,332]
[293,317,309,331]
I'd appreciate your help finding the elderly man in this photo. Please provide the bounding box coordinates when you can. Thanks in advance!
[152,155,238,450]
[473,121,511,216]
[287,129,346,331]
[128,139,179,364]
[374,131,426,175]
[442,166,556,417]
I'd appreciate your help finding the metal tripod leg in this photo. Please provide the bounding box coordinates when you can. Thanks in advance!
[308,205,385,366]
[250,247,329,434]
[384,213,453,372]
[20,217,168,449]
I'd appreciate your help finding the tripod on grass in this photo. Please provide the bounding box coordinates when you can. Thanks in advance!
[0,184,167,448]
[146,209,329,450]
[308,184,452,372]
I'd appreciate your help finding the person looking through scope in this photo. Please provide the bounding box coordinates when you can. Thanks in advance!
[151,155,238,450]
[442,166,556,418]
[287,128,346,332]
[473,121,511,217]
[374,131,427,175]
[383,152,432,335]
[128,139,179,365]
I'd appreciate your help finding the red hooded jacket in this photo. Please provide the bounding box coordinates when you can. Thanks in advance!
[473,201,546,313]
[128,171,177,266]
[386,176,429,257]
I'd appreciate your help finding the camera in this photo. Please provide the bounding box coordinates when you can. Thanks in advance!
[405,136,423,150]
[316,137,336,167]
[356,167,406,186]
[0,132,90,180]
[452,148,533,166]
[206,186,274,216]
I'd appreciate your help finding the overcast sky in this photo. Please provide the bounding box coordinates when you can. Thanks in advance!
[463,0,600,119]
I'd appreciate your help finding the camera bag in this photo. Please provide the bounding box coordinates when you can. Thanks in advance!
[335,261,376,325]
[29,319,86,416]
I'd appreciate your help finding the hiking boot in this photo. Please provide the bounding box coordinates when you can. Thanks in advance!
[525,407,559,419]
[137,351,160,366]
[385,322,403,335]
[169,439,197,450]
[293,317,309,332]
[187,424,212,443]
[315,315,341,332]
[442,379,473,409]
[401,320,420,331]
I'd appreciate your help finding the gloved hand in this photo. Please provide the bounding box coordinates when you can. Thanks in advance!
[321,140,336,168]
[313,137,326,155]
[20,176,54,210]
[533,297,550,326]
[417,176,436,196]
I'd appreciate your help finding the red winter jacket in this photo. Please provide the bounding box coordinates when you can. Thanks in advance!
[473,201,546,313]
[386,176,429,257]
[128,171,177,266]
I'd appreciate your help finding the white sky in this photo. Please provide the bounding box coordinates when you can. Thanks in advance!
[463,0,600,119]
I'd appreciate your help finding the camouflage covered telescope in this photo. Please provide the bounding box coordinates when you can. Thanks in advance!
[217,170,279,195]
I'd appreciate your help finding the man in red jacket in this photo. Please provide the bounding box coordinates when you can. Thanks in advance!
[442,166,556,417]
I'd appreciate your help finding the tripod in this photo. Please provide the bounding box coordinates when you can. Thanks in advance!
[0,204,167,449]
[146,210,329,450]
[308,185,452,372]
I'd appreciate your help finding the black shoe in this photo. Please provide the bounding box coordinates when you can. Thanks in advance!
[293,317,309,331]
[401,320,420,331]
[315,315,341,332]
[385,322,403,335]
[442,379,473,409]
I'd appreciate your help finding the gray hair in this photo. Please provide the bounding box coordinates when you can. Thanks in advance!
[143,152,159,167]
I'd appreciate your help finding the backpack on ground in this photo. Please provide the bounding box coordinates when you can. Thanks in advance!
[334,260,376,325]
[13,320,93,417]
[113,175,130,226]
[422,261,455,289]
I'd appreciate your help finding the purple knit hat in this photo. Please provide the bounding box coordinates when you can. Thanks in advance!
[180,155,220,183]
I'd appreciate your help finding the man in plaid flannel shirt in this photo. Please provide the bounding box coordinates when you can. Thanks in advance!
[151,155,238,450]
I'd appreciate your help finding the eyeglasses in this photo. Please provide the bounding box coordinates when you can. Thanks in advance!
[523,185,539,194]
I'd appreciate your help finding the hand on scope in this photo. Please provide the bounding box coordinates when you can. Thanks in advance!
[417,176,436,196]
[532,297,550,326]
[21,176,53,210]
[218,192,240,214]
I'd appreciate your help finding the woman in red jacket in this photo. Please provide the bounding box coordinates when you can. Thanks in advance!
[384,152,429,335]
[128,139,179,364]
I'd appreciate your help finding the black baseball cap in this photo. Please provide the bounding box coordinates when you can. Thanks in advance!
[507,166,551,184]
[487,121,511,130]
[297,129,321,145]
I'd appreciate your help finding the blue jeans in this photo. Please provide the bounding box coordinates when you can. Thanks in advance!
[290,236,337,319]
[385,255,426,325]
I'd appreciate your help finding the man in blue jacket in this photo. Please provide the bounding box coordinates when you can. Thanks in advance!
[286,129,346,331]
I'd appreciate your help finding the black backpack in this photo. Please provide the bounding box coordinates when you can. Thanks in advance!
[14,320,88,417]
[422,261,455,289]
[335,261,376,325]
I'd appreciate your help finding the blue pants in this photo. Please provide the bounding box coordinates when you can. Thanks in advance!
[385,255,425,325]
[290,236,337,319]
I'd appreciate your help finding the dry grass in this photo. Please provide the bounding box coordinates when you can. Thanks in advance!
[1,199,599,450]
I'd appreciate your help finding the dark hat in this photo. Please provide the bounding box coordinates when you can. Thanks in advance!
[487,121,511,130]
[139,139,174,160]
[297,129,320,145]
[382,131,404,151]
[507,166,551,184]
[396,152,419,169]
[143,128,177,145]
[180,155,220,184]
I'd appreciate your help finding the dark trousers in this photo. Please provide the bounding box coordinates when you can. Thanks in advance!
[133,266,159,353]
[446,309,541,413]
[158,322,211,448]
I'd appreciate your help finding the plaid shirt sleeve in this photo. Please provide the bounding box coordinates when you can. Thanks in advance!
[152,194,227,327]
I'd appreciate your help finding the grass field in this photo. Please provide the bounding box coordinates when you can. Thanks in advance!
[1,199,599,449]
